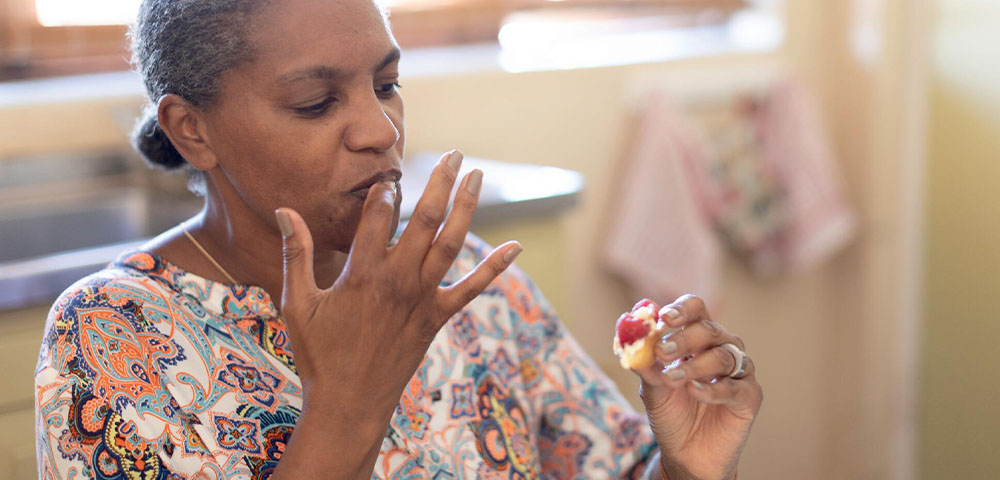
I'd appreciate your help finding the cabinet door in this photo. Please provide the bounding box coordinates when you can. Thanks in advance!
[0,409,37,479]
[0,306,48,480]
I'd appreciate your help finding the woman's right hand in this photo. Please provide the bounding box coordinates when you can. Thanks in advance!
[271,151,521,479]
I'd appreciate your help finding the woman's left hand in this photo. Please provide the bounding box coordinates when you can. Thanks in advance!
[632,294,763,480]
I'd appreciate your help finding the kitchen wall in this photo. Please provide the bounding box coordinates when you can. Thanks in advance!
[0,0,938,478]
[920,1,1000,478]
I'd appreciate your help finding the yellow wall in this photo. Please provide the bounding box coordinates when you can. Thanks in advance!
[0,2,931,476]
[920,2,1000,478]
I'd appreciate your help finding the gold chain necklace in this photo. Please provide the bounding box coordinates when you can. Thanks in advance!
[182,228,238,284]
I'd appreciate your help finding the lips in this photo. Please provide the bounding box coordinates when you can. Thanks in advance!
[348,170,402,200]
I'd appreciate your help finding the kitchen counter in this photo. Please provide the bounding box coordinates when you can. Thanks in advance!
[0,152,583,311]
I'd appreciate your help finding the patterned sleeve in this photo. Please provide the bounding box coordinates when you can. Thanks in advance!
[35,280,212,479]
[463,236,661,479]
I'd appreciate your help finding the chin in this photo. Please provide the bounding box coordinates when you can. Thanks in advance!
[315,210,401,253]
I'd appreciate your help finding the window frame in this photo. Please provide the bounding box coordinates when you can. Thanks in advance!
[2,0,131,79]
[1,0,748,80]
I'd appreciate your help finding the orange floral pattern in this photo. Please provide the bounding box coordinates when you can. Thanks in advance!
[36,236,656,479]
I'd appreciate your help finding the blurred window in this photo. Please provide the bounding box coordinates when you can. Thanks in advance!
[34,0,140,26]
[1,0,748,81]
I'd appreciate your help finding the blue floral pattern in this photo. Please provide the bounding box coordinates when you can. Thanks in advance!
[36,235,657,479]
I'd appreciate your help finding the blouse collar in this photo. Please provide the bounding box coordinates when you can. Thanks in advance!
[113,249,279,320]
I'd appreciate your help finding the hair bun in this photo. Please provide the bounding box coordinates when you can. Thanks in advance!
[132,109,186,170]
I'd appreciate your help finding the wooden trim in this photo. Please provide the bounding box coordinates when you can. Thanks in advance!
[889,1,929,478]
[2,0,132,79]
[388,0,747,46]
[1,0,747,79]
[1,24,130,80]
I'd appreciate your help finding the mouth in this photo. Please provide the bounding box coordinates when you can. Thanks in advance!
[347,170,402,200]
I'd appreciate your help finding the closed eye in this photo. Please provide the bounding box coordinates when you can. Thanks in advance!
[292,97,335,117]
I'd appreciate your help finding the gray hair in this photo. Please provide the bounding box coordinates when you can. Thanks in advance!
[128,0,268,196]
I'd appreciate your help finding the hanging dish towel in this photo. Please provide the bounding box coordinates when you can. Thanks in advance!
[603,92,723,306]
[755,80,857,273]
[604,79,857,305]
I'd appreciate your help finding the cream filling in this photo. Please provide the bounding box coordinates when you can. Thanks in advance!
[633,305,655,322]
[613,305,660,368]
[618,337,649,369]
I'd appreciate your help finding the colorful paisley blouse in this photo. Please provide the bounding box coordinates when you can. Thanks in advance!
[35,235,658,479]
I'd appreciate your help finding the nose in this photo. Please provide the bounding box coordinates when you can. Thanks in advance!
[343,92,401,153]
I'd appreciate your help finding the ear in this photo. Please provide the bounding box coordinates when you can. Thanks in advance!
[156,94,218,171]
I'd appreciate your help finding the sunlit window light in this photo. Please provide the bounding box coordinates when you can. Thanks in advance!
[35,0,440,26]
[35,0,141,27]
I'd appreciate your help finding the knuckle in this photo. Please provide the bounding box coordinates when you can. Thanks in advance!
[455,193,478,212]
[436,164,458,185]
[413,208,445,230]
[283,244,304,262]
[461,282,481,303]
[419,323,442,345]
[728,379,741,397]
[397,276,422,301]
[675,292,697,303]
[702,320,724,339]
[683,294,706,312]
[436,238,463,260]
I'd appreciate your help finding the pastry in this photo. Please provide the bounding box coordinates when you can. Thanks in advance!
[613,299,663,369]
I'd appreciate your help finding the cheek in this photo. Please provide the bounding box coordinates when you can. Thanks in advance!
[214,119,345,213]
[391,98,406,150]
[220,133,319,202]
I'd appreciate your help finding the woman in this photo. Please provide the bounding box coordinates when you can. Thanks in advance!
[34,0,762,478]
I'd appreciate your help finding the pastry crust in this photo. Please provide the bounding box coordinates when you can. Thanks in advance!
[613,304,663,370]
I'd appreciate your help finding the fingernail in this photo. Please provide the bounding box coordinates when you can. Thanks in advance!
[658,341,678,355]
[380,180,397,199]
[667,369,686,381]
[447,150,464,171]
[503,244,523,263]
[691,380,705,390]
[660,306,681,321]
[275,209,293,238]
[467,169,483,195]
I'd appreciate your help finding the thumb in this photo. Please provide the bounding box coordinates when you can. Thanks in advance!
[634,362,669,390]
[275,208,318,311]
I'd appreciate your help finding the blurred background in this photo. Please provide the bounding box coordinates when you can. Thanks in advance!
[1,0,998,478]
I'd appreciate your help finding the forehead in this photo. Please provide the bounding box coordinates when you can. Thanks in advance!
[248,0,395,77]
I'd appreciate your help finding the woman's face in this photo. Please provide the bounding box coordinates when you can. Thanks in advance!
[202,0,404,252]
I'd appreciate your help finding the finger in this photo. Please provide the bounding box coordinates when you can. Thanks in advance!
[654,320,744,365]
[348,180,398,266]
[436,241,521,320]
[421,169,482,288]
[632,361,670,388]
[686,371,763,411]
[275,208,318,310]
[661,345,756,385]
[396,150,464,263]
[658,294,711,328]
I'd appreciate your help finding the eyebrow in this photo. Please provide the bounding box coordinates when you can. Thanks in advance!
[275,47,402,86]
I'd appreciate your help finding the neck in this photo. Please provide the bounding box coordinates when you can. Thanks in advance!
[183,177,346,307]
